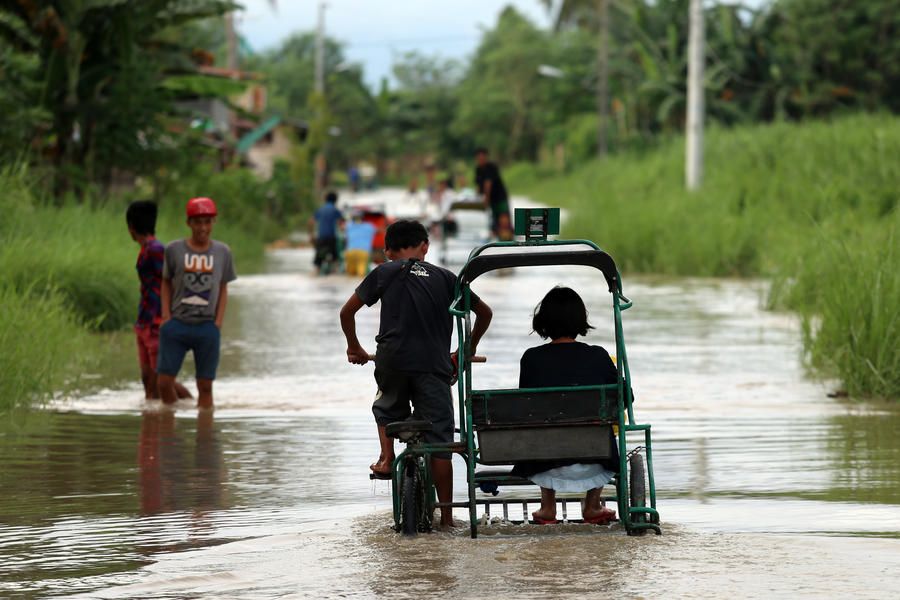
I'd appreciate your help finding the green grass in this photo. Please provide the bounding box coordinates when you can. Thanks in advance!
[775,219,899,399]
[0,285,94,416]
[508,113,900,399]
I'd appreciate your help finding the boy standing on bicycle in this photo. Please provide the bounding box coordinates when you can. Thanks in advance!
[339,220,492,529]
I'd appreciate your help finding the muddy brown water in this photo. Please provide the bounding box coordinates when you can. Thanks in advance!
[2,245,899,598]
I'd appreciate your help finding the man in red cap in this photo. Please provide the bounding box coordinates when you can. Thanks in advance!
[157,197,237,409]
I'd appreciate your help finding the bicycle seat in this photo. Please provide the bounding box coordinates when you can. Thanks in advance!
[385,420,433,440]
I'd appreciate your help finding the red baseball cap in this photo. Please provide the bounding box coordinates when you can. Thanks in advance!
[186,197,218,218]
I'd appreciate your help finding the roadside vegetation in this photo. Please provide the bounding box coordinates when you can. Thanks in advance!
[507,114,899,398]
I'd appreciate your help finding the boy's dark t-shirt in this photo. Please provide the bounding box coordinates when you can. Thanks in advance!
[355,259,478,376]
[136,238,165,328]
[475,162,509,210]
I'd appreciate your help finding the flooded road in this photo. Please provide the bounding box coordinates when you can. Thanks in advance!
[2,236,900,598]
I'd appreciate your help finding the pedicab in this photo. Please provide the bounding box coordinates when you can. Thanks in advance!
[376,208,661,538]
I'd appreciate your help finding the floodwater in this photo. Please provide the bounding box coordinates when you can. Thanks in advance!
[2,220,900,598]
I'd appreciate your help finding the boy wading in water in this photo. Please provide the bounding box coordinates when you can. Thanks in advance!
[340,220,493,529]
[126,201,191,401]
[158,197,237,409]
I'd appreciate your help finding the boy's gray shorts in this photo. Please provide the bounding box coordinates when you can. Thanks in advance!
[372,368,454,459]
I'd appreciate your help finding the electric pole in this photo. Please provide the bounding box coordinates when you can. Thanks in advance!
[224,12,239,144]
[596,0,609,159]
[314,2,327,200]
[315,2,326,95]
[225,12,238,71]
[685,0,705,190]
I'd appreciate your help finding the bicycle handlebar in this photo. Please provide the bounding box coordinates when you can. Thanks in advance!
[366,354,487,363]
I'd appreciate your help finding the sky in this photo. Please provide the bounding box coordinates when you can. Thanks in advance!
[236,1,553,88]
[236,1,767,90]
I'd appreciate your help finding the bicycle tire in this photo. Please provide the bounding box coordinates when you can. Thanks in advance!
[400,461,419,536]
[416,466,433,533]
[628,452,647,536]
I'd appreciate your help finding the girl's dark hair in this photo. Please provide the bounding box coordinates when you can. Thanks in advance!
[385,219,428,251]
[532,286,594,340]
[126,200,158,235]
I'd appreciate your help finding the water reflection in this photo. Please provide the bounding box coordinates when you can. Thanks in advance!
[826,405,900,504]
[138,410,228,526]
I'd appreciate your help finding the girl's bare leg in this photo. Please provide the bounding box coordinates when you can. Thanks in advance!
[532,487,557,521]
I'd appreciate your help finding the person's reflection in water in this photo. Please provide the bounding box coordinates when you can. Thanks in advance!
[189,409,228,537]
[138,410,168,515]
[137,410,229,535]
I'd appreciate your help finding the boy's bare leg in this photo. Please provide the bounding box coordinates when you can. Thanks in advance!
[431,457,453,529]
[141,365,157,399]
[150,373,191,401]
[174,381,193,399]
[197,378,214,409]
[370,425,394,475]
[158,374,177,405]
[532,487,557,521]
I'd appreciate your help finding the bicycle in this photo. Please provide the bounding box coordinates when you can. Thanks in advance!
[372,420,436,535]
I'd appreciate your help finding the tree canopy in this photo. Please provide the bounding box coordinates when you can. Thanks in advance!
[1,0,898,191]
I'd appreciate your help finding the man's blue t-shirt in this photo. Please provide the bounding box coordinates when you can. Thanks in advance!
[314,203,342,240]
[345,221,376,251]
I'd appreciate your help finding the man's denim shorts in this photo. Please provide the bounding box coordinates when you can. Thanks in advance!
[157,319,221,380]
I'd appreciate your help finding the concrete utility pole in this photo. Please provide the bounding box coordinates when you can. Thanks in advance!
[224,13,239,141]
[315,2,326,95]
[685,0,705,190]
[595,0,609,158]
[225,12,238,70]
[313,2,327,200]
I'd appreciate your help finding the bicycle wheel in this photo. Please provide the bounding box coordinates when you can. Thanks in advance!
[400,461,419,536]
[627,452,647,536]
[416,465,433,533]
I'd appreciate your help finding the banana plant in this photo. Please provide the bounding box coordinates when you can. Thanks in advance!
[0,0,240,195]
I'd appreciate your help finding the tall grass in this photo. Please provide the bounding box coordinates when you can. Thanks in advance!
[0,285,94,415]
[775,219,900,399]
[508,114,900,398]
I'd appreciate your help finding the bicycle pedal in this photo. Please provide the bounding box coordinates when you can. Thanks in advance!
[369,471,391,481]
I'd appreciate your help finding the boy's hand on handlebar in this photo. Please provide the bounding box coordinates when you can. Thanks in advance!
[347,344,370,365]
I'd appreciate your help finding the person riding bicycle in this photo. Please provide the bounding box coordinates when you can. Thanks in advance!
[309,191,343,273]
[512,286,619,525]
[339,219,493,529]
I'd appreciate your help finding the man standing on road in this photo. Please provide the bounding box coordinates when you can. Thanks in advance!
[474,147,511,239]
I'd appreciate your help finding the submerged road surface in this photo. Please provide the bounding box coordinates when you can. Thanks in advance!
[1,206,899,598]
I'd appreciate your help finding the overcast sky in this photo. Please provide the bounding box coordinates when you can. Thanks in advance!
[237,1,550,88]
[237,1,766,89]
